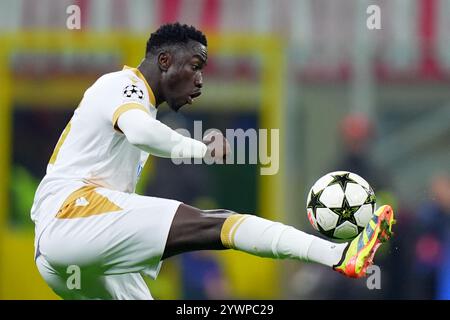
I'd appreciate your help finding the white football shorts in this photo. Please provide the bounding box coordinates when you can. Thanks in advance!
[34,185,181,299]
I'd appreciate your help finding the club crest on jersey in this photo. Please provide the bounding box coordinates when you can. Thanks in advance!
[123,85,144,100]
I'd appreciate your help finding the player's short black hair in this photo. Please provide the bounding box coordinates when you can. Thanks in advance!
[146,22,207,56]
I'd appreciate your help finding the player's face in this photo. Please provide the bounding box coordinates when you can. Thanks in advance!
[163,41,207,111]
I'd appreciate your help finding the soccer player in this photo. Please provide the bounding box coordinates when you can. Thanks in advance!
[31,23,395,300]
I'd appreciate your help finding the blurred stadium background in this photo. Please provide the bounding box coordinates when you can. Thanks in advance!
[1,0,450,299]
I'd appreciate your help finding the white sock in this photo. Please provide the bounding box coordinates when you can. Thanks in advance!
[221,214,347,267]
[306,237,348,267]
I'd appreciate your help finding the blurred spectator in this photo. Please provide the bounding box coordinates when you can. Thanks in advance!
[296,113,412,299]
[414,174,450,299]
[336,113,386,191]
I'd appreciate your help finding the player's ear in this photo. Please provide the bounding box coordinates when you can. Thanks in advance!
[158,52,171,72]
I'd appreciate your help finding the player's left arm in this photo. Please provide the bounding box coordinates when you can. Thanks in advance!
[117,108,207,159]
[103,76,230,161]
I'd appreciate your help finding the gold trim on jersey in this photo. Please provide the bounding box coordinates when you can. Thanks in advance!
[123,65,156,106]
[220,214,248,249]
[56,185,123,219]
[49,121,72,165]
[112,102,150,132]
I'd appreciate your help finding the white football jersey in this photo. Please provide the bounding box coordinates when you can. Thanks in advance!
[31,66,156,229]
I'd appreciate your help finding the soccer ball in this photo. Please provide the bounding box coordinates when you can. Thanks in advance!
[306,171,376,240]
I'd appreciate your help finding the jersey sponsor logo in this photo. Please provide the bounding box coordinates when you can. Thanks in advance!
[123,84,144,100]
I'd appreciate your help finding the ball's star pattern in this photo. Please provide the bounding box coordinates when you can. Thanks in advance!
[328,173,357,191]
[307,189,326,217]
[307,172,376,239]
[307,189,336,238]
[331,196,359,226]
[363,186,377,215]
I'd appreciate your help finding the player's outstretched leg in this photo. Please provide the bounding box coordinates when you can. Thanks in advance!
[163,203,395,278]
[333,204,396,278]
[217,211,354,268]
[163,204,347,269]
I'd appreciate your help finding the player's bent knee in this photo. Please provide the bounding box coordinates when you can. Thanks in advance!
[162,205,238,258]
